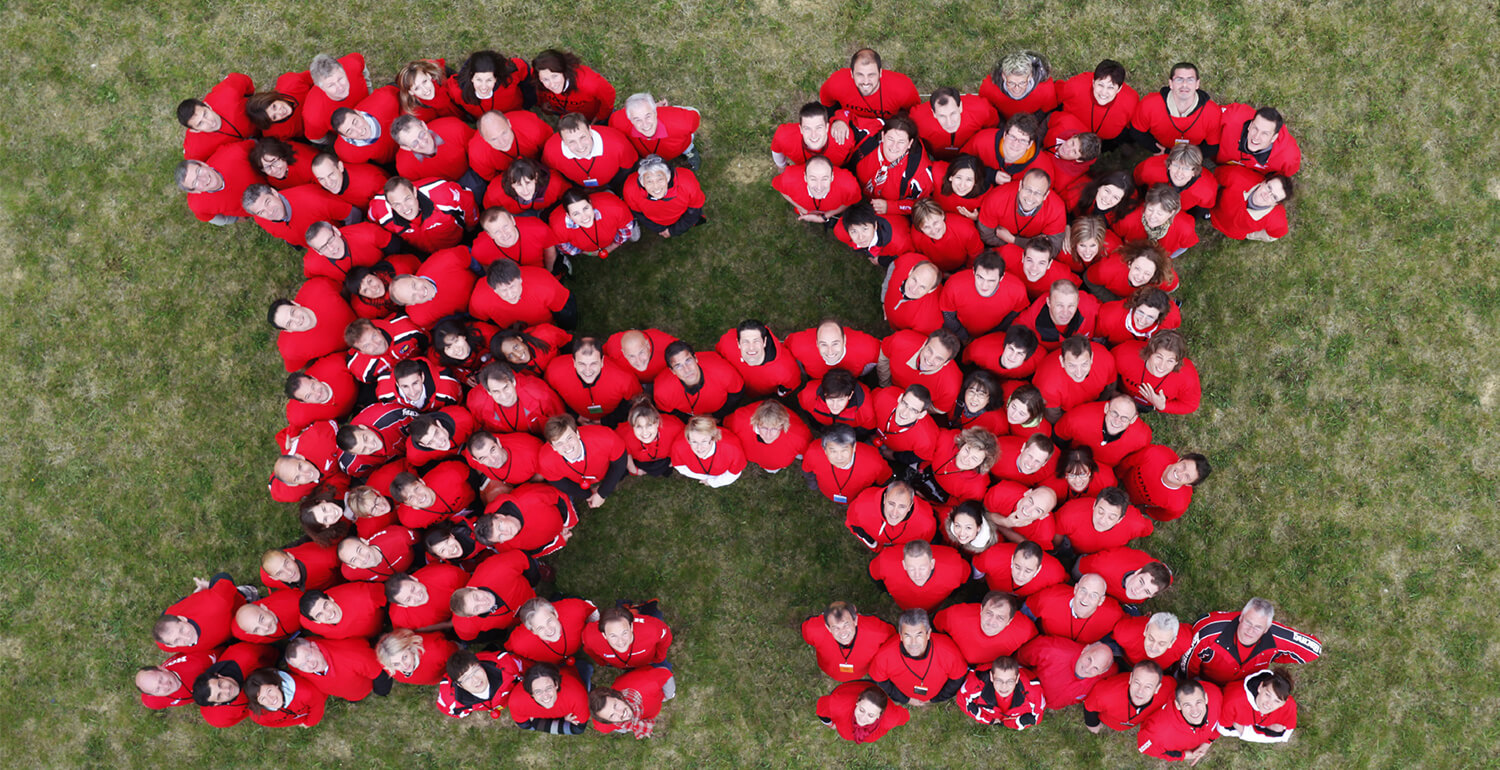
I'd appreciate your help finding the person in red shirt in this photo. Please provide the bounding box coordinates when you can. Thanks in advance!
[470,259,576,329]
[770,102,858,169]
[330,84,401,165]
[467,361,566,436]
[1134,143,1219,215]
[1184,599,1323,686]
[963,325,1039,382]
[950,370,1009,436]
[1136,678,1222,762]
[244,669,327,728]
[1215,103,1302,177]
[402,404,475,465]
[191,642,278,727]
[248,137,318,192]
[471,208,559,272]
[342,314,427,384]
[818,48,920,129]
[653,340,745,420]
[879,328,963,412]
[725,399,811,473]
[178,72,258,161]
[817,681,911,744]
[368,176,478,254]
[924,427,996,503]
[260,541,340,592]
[833,202,914,267]
[175,140,264,224]
[304,53,370,144]
[773,156,860,223]
[1003,238,1080,302]
[867,608,968,706]
[268,278,357,374]
[1114,331,1202,415]
[310,152,389,212]
[604,327,679,385]
[548,188,638,259]
[298,581,387,640]
[377,628,460,686]
[1078,546,1173,605]
[391,115,475,186]
[476,481,579,558]
[972,540,1067,597]
[868,385,941,465]
[583,602,675,670]
[611,92,702,166]
[487,156,570,215]
[882,254,945,334]
[1059,59,1140,144]
[990,433,1059,488]
[912,198,985,273]
[1051,487,1155,558]
[1112,187,1199,263]
[152,575,249,654]
[397,61,458,121]
[386,562,468,629]
[588,666,676,738]
[1017,635,1115,710]
[962,112,1055,187]
[847,115,932,216]
[617,401,684,477]
[1083,660,1175,733]
[1218,669,1298,744]
[301,220,397,282]
[1211,164,1294,242]
[387,459,475,528]
[538,414,629,509]
[800,601,895,682]
[284,636,388,702]
[625,156,706,238]
[545,337,642,426]
[797,369,876,433]
[1033,337,1116,419]
[1024,574,1124,643]
[715,320,801,398]
[468,109,552,181]
[912,87,999,161]
[533,49,616,122]
[136,650,216,710]
[930,155,994,222]
[669,415,748,488]
[1129,62,1222,152]
[435,649,525,719]
[979,51,1059,120]
[506,597,599,665]
[1117,444,1211,521]
[934,592,1039,667]
[242,182,356,249]
[336,525,419,583]
[1110,611,1193,670]
[801,425,891,504]
[978,168,1067,251]
[450,550,536,641]
[375,356,463,414]
[1054,394,1153,467]
[784,321,881,381]
[450,50,532,117]
[382,251,475,331]
[867,540,968,612]
[957,655,1047,729]
[1040,112,1102,206]
[542,112,638,191]
[1095,286,1182,347]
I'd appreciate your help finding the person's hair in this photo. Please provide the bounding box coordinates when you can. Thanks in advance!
[798,101,831,123]
[820,423,857,449]
[588,686,628,722]
[383,176,416,198]
[1093,58,1127,87]
[409,412,449,448]
[1265,173,1296,203]
[1139,561,1173,589]
[662,339,695,365]
[245,92,293,129]
[736,319,772,348]
[1166,142,1203,173]
[543,413,579,443]
[191,671,230,706]
[375,628,425,669]
[994,50,1049,82]
[173,159,202,191]
[1058,446,1098,480]
[1007,383,1045,422]
[176,98,205,127]
[1133,659,1165,681]
[1146,612,1180,637]
[342,318,379,348]
[1175,677,1207,701]
[927,328,962,360]
[1183,453,1212,486]
[266,298,293,328]
[282,372,313,400]
[623,91,657,116]
[1013,540,1044,564]
[959,370,1001,413]
[1169,61,1200,81]
[849,48,882,70]
[750,400,791,431]
[854,684,889,712]
[444,648,481,683]
[478,361,517,388]
[940,154,991,198]
[515,597,554,630]
[392,357,427,383]
[521,662,562,697]
[297,589,330,618]
[390,114,425,145]
[486,258,522,289]
[423,520,464,553]
[531,49,581,85]
[330,107,359,134]
[1143,184,1182,214]
[627,398,662,429]
[309,54,343,82]
[250,139,301,177]
[1003,112,1040,144]
[388,471,421,504]
[1075,171,1136,217]
[457,50,520,103]
[1071,132,1103,161]
[1254,106,1285,133]
[430,319,480,367]
[684,415,722,441]
[396,59,447,115]
[298,497,351,547]
[1059,334,1093,360]
[896,607,930,631]
[1021,167,1051,190]
[881,115,918,144]
[1119,241,1172,289]
[1097,486,1130,511]
[1141,330,1187,371]
[1021,433,1056,457]
[1023,240,1059,266]
[822,600,856,625]
[990,655,1020,675]
[304,220,339,250]
[241,183,275,213]
[383,573,417,602]
[949,501,985,534]
[1067,216,1108,258]
[345,485,389,518]
[556,111,591,135]
[1242,597,1275,623]
[841,201,878,231]
[981,591,1022,616]
[243,669,284,715]
[1003,326,1039,359]
[491,323,553,364]
[955,427,999,474]
[804,155,834,176]
[466,429,499,455]
[972,249,1005,275]
[911,198,945,230]
[501,157,552,202]
[596,605,634,633]
[817,369,858,401]
[558,186,593,214]
[151,615,184,645]
[1125,286,1172,318]
[1262,669,1294,700]
[900,384,935,413]
[636,154,670,185]
[929,85,960,108]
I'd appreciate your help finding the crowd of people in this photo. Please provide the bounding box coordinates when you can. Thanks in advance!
[784,49,1320,761]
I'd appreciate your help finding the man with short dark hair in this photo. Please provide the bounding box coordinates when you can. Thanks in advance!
[772,156,861,223]
[537,414,629,509]
[800,601,896,682]
[545,337,643,426]
[178,72,257,161]
[1129,62,1222,152]
[978,168,1066,250]
[1136,678,1222,762]
[331,84,401,165]
[769,102,857,169]
[868,540,968,612]
[475,483,580,557]
[1078,547,1174,605]
[878,329,964,412]
[1024,574,1124,644]
[242,182,358,249]
[385,245,477,328]
[176,140,264,224]
[940,249,1029,340]
[1116,444,1211,522]
[956,655,1047,728]
[368,176,477,254]
[933,592,1039,667]
[1053,395,1153,467]
[868,609,968,706]
[1032,336,1117,419]
[1058,59,1140,144]
[1083,660,1175,733]
[310,151,389,211]
[541,112,639,189]
[819,48,920,131]
[1215,104,1301,177]
[651,340,745,420]
[152,575,252,654]
[912,86,1000,160]
[715,320,803,398]
[269,278,356,372]
[469,259,576,329]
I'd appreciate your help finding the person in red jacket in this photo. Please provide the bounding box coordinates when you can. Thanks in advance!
[368,176,477,254]
[472,209,558,272]
[487,156,570,215]
[801,425,891,504]
[588,666,676,738]
[391,115,474,184]
[470,259,576,329]
[1078,546,1173,605]
[1051,487,1155,557]
[912,87,999,161]
[137,650,216,710]
[542,112,638,190]
[533,49,616,122]
[402,405,475,466]
[653,340,745,420]
[301,220,395,282]
[231,589,303,643]
[879,328,963,411]
[773,156,860,223]
[816,681,910,743]
[1024,574,1124,643]
[249,137,319,191]
[153,575,250,653]
[1134,143,1219,214]
[1110,611,1192,670]
[261,541,341,592]
[336,525,419,583]
[868,540,968,612]
[939,251,1028,341]
[624,156,705,238]
[770,102,858,169]
[957,655,1047,728]
[435,649,525,719]
[1084,660,1174,733]
[725,399,811,473]
[972,540,1067,597]
[299,581,387,640]
[1013,282,1099,354]
[991,434,1059,488]
[819,48,920,129]
[468,109,552,181]
[1059,59,1140,144]
[1032,337,1116,418]
[545,337,642,426]
[475,482,579,557]
[332,85,401,166]
[507,662,592,735]
[1129,62,1222,151]
[538,414,629,508]
[191,642,279,727]
[506,597,599,665]
[342,315,427,384]
[962,325,1038,382]
[310,152,389,212]
[1094,286,1182,347]
[450,550,536,641]
[176,140,264,224]
[386,562,467,630]
[843,479,936,553]
[377,628,459,686]
[867,608,968,706]
[178,72,258,161]
[911,198,984,273]
[1040,113,1102,204]
[1017,635,1115,710]
[467,361,566,435]
[584,602,675,669]
[611,92,702,165]
[785,321,881,381]
[934,592,1039,667]
[1137,678,1222,762]
[833,202,914,267]
[979,51,1059,119]
[669,415,748,488]
[1117,444,1211,521]
[881,254,944,334]
[1111,189,1199,266]
[388,459,476,528]
[381,245,475,327]
[848,115,932,216]
[1184,598,1323,685]
[450,49,532,117]
[548,188,638,259]
[1114,331,1202,415]
[716,320,802,398]
[1215,103,1302,177]
[1218,669,1298,744]
[284,636,388,702]
[242,182,356,249]
[1210,164,1293,241]
[375,356,463,414]
[1053,395,1152,468]
[305,52,370,144]
[800,601,895,682]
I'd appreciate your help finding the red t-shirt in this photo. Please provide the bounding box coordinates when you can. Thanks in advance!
[714,328,802,397]
[468,266,570,327]
[978,75,1059,119]
[1130,88,1222,149]
[623,167,706,227]
[801,613,895,681]
[772,164,862,215]
[910,94,999,159]
[911,212,985,272]
[933,602,1039,666]
[783,325,882,381]
[816,681,911,743]
[1017,635,1114,709]
[1083,670,1176,731]
[1133,154,1220,212]
[651,351,745,417]
[467,109,552,180]
[843,484,938,552]
[582,610,675,669]
[881,330,962,412]
[608,104,701,159]
[394,117,474,182]
[1057,71,1140,140]
[867,544,969,611]
[723,402,811,472]
[540,125,638,189]
[1024,584,1123,643]
[800,440,891,504]
[1051,497,1155,555]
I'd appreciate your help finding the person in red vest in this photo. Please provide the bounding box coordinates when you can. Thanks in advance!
[1024,574,1124,643]
[1116,444,1211,521]
[800,601,895,682]
[449,49,532,117]
[153,574,251,653]
[979,51,1059,120]
[848,115,932,216]
[450,550,536,641]
[1137,678,1223,762]
[368,176,478,254]
[1084,660,1175,733]
[545,337,642,427]
[175,140,264,225]
[178,72,258,161]
[912,86,999,161]
[231,589,303,643]
[867,608,968,706]
[467,361,566,436]
[653,340,745,420]
[506,597,599,665]
[584,602,675,670]
[715,320,802,398]
[770,102,857,170]
[670,415,748,488]
[934,592,1039,667]
[868,540,968,612]
[1110,611,1193,670]
[816,681,911,743]
[1053,395,1152,467]
[191,642,279,727]
[773,156,860,224]
[843,479,936,553]
[284,636,388,702]
[972,541,1067,598]
[470,259,577,329]
[137,650,217,710]
[298,582,387,640]
[1017,635,1115,710]
[726,400,811,473]
[1218,669,1299,744]
[1059,59,1140,145]
[785,320,882,381]
[611,92,702,166]
[624,156,706,238]
[435,649,525,719]
[475,482,579,558]
[882,254,944,334]
[304,52,370,144]
[588,666,676,738]
[468,109,552,181]
[1033,336,1117,419]
[532,49,616,122]
[1050,487,1155,557]
[1184,598,1323,685]
[542,112,638,190]
[391,115,474,184]
[537,414,629,509]
[801,425,891,504]
[1215,104,1302,177]
[377,628,459,686]
[1129,62,1222,152]
[342,315,427,384]
[310,152,389,212]
[1210,165,1294,242]
[385,563,467,630]
[956,655,1047,729]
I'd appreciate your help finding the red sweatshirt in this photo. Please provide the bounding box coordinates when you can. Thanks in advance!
[801,613,895,682]
[1134,154,1220,212]
[1031,342,1116,411]
[1116,444,1195,522]
[301,581,387,640]
[816,681,911,742]
[1109,614,1193,669]
[183,72,258,161]
[714,328,802,397]
[1057,71,1140,141]
[801,439,891,504]
[541,125,638,189]
[1084,670,1175,731]
[1136,682,1222,760]
[911,93,999,160]
[467,109,552,179]
[545,354,643,418]
[1051,497,1155,555]
[1024,584,1123,643]
[388,562,468,629]
[783,325,881,381]
[185,140,263,222]
[452,550,535,640]
[468,265,570,327]
[482,482,579,557]
[772,164,862,216]
[867,632,968,703]
[583,609,675,669]
[971,543,1068,597]
[1112,340,1202,415]
[933,602,1039,666]
[652,351,744,417]
[536,64,616,122]
[395,117,474,182]
[504,597,598,664]
[608,104,701,160]
[1017,635,1113,709]
[231,588,304,643]
[724,403,810,472]
[867,543,969,611]
[978,75,1059,119]
[157,577,244,653]
[297,636,385,701]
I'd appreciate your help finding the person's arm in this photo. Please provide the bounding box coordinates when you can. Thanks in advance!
[551,294,579,330]
[771,150,791,169]
[702,470,741,488]
[1083,708,1105,733]
[876,350,893,387]
[874,678,910,705]
[594,453,629,498]
[932,674,966,703]
[664,208,702,237]
[977,221,1009,247]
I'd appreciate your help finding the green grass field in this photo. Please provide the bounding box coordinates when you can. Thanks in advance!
[2,0,1498,767]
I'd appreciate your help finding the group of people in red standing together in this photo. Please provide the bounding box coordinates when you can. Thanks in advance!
[785,49,1320,762]
[142,47,702,737]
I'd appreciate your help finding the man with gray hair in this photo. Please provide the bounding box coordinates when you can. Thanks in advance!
[390,114,476,187]
[304,52,371,144]
[1106,611,1192,670]
[1184,598,1323,685]
[622,154,705,238]
[868,608,968,706]
[175,140,263,225]
[980,51,1059,120]
[800,423,891,504]
[609,92,702,170]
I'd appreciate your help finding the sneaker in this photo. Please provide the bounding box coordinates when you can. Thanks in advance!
[680,147,702,173]
[237,584,260,602]
[536,562,558,584]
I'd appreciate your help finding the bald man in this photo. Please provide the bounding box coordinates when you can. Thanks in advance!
[1024,574,1124,643]
[1017,636,1116,710]
[604,327,681,385]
